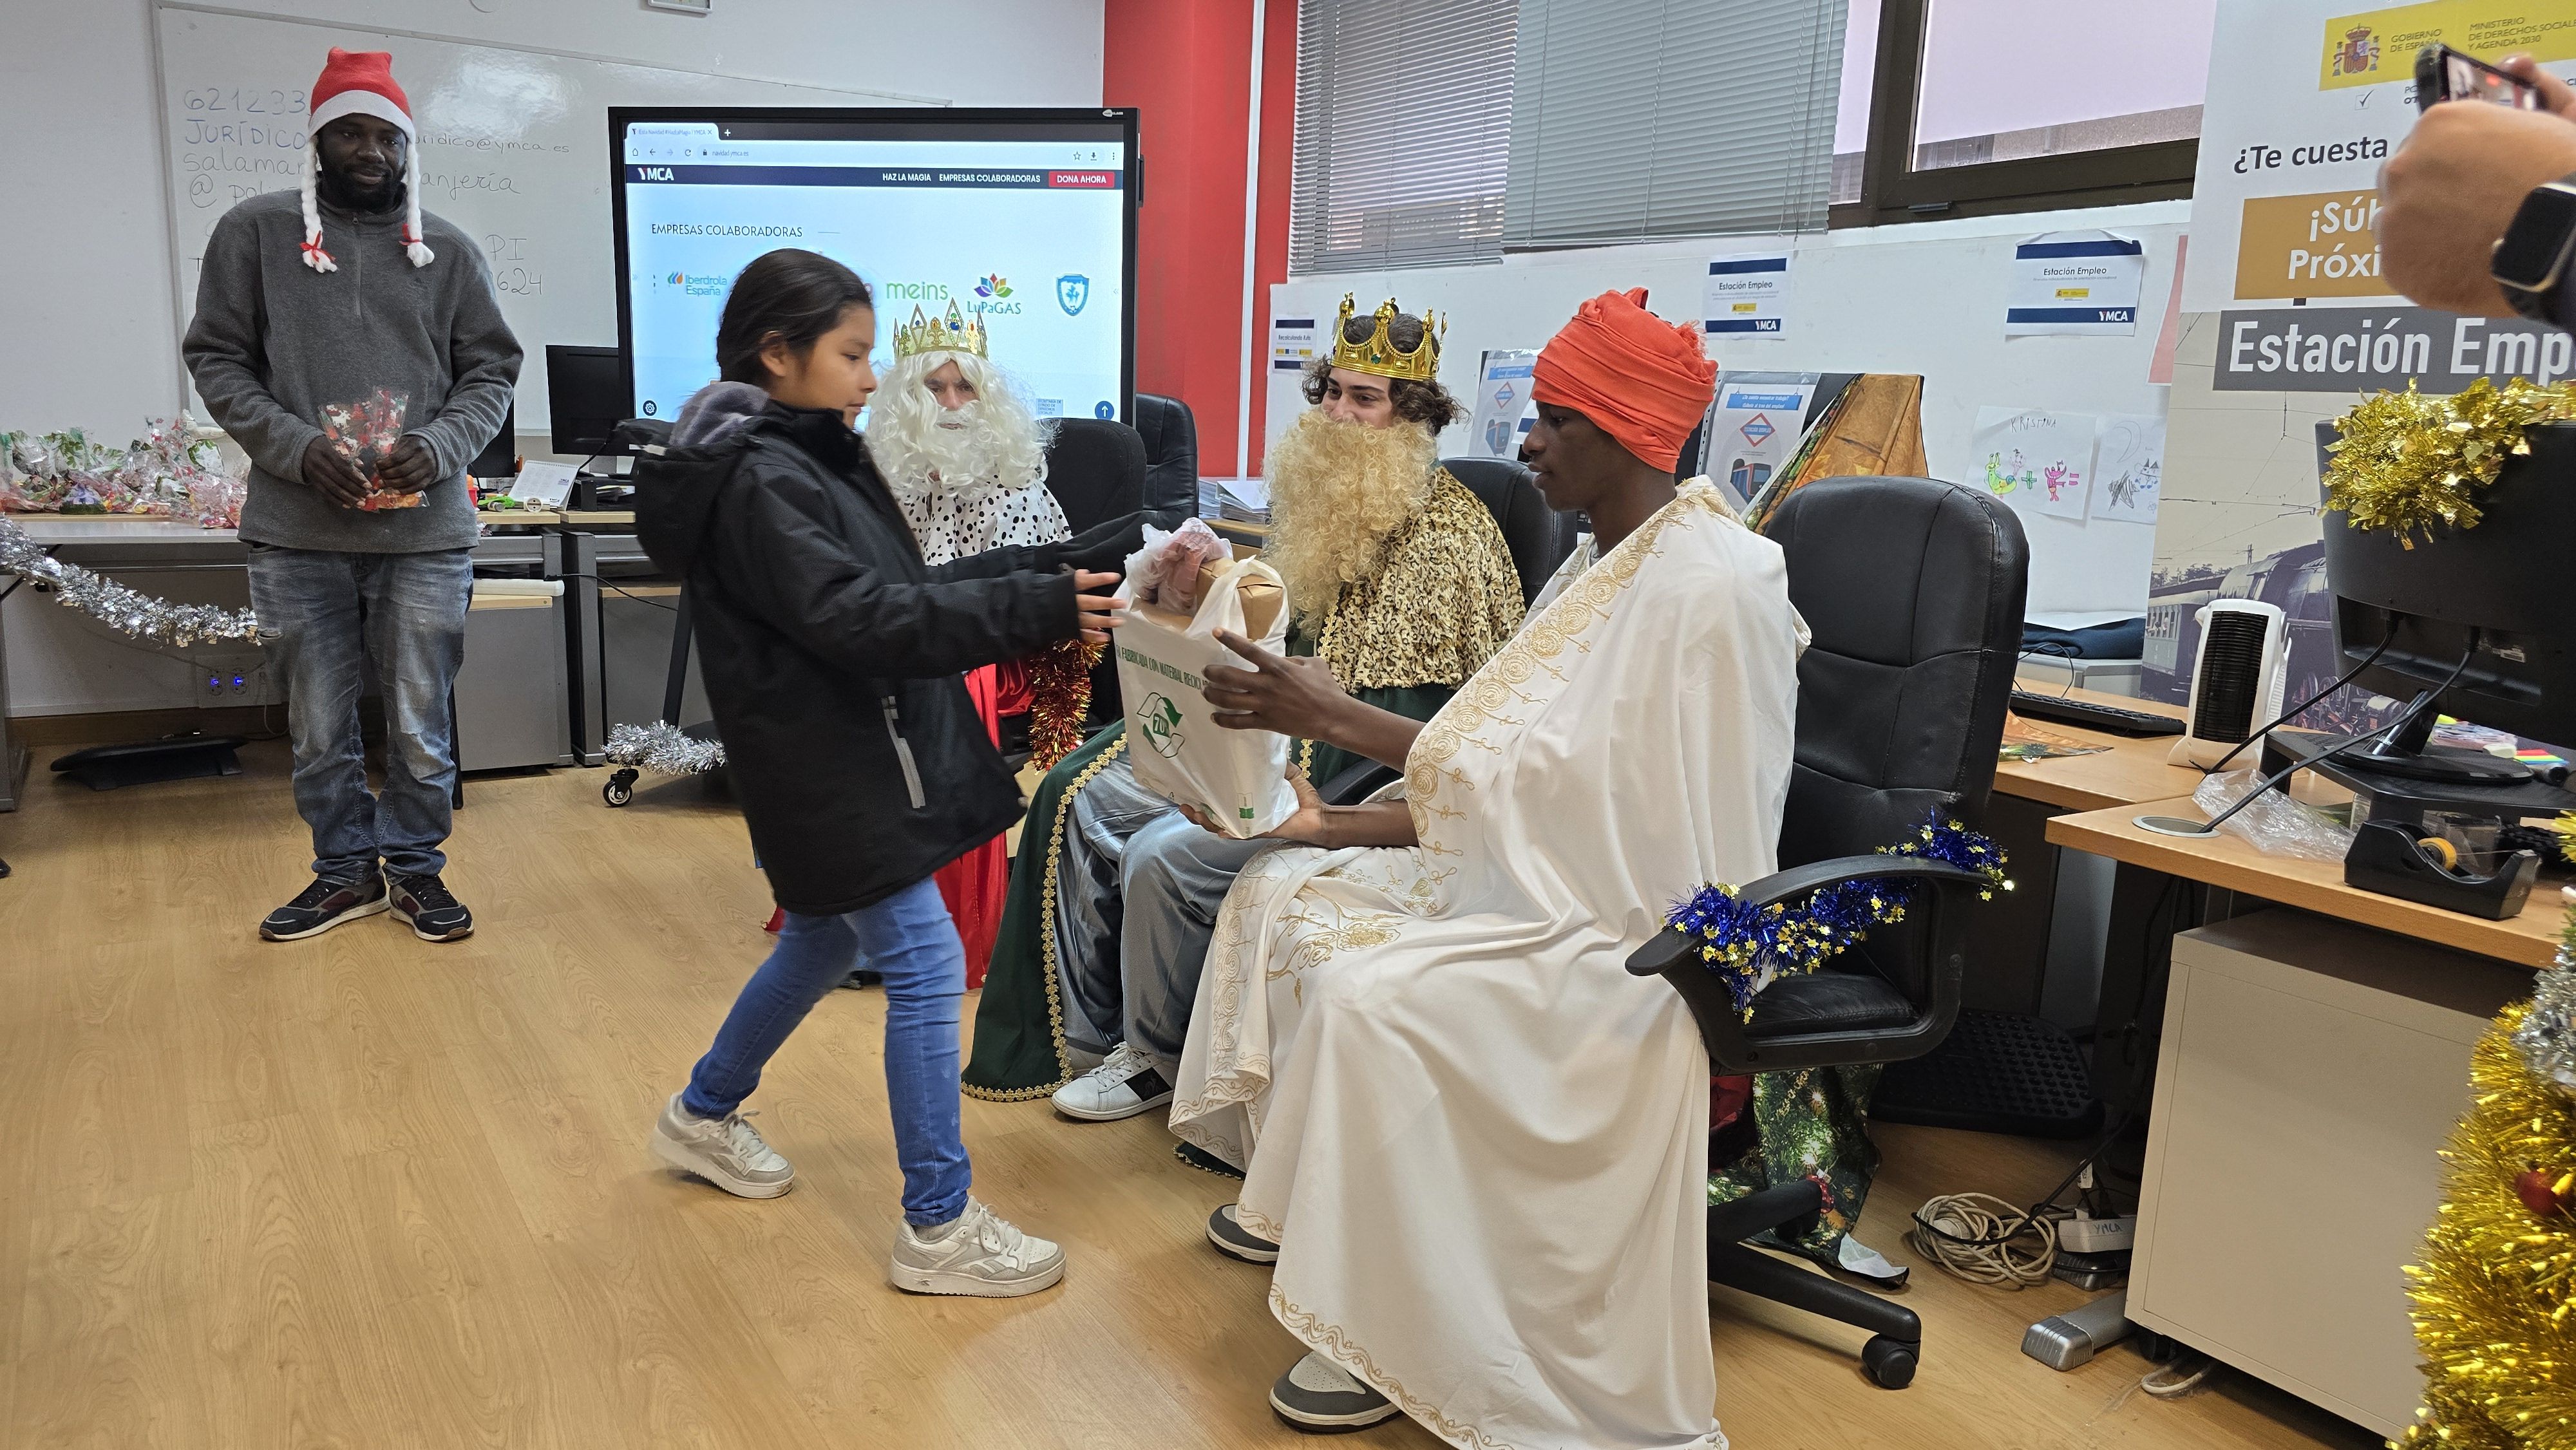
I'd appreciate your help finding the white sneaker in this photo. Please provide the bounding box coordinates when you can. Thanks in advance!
[889,1197,1067,1297]
[650,1091,795,1198]
[1051,1042,1175,1122]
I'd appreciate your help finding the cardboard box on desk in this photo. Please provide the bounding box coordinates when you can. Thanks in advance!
[1115,557,1294,838]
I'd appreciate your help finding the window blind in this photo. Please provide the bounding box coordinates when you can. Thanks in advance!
[1505,0,1849,249]
[1289,0,1519,276]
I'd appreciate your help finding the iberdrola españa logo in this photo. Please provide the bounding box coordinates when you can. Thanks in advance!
[1139,692,1185,758]
[976,274,1012,299]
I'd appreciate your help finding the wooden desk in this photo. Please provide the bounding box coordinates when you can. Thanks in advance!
[2048,794,2562,969]
[1993,679,2199,812]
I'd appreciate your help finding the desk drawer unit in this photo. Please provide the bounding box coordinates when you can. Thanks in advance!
[2131,910,2528,1435]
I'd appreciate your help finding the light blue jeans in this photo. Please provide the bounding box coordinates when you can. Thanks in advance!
[682,877,971,1225]
[245,545,471,880]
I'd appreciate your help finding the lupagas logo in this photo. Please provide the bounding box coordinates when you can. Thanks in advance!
[970,272,1024,315]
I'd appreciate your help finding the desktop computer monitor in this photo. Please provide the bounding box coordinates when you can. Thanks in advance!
[2321,420,2576,782]
[547,345,627,457]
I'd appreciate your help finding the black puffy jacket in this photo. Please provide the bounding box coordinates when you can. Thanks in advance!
[634,385,1139,916]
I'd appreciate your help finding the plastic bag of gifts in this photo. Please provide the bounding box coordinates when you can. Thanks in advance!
[323,389,422,511]
[1113,525,1296,838]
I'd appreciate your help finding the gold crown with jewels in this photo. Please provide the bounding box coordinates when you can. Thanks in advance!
[1329,293,1442,382]
[893,301,989,360]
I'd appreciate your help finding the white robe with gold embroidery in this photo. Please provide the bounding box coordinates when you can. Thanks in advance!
[1168,480,1798,1450]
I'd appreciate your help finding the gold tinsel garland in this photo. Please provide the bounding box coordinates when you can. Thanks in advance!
[2326,378,2576,549]
[2403,822,2576,1449]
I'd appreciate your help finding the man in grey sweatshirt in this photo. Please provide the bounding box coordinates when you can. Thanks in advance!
[182,48,520,945]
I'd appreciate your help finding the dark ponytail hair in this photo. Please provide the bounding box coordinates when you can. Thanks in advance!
[715,249,874,386]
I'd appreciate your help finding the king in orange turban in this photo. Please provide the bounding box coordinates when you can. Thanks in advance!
[1530,287,1716,473]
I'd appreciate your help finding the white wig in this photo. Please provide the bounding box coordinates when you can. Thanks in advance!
[865,350,1053,505]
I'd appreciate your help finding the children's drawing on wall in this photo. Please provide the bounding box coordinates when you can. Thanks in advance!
[2092,413,2166,523]
[1972,406,2094,521]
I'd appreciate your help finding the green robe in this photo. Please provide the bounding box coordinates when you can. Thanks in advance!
[962,679,1452,1099]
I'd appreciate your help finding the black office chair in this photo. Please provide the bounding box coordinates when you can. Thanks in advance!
[1039,419,1149,735]
[1627,475,2029,1389]
[1133,393,1200,525]
[1043,418,1148,536]
[1440,455,1583,606]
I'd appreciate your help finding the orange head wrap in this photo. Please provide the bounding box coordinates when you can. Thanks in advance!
[1530,287,1716,473]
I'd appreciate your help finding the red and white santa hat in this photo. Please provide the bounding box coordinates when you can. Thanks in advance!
[301,48,434,272]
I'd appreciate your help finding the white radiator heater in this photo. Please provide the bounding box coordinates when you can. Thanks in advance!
[2168,599,2289,769]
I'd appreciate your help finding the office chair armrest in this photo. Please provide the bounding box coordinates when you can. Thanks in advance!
[1318,758,1402,806]
[1625,856,1990,1074]
[1624,856,1990,976]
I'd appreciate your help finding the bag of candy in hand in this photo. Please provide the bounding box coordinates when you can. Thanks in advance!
[321,388,423,511]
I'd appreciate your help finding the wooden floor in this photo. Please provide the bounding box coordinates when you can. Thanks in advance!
[0,740,2385,1449]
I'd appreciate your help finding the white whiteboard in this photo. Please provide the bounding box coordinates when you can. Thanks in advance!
[154,1,938,427]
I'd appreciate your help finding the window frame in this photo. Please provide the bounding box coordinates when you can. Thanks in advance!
[1830,0,2199,229]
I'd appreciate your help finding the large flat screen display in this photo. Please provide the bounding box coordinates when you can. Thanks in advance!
[611,108,1137,428]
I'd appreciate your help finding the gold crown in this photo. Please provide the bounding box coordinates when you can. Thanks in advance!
[1329,293,1441,382]
[893,301,989,361]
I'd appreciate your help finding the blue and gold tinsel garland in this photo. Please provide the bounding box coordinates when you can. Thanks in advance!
[1665,814,2010,1020]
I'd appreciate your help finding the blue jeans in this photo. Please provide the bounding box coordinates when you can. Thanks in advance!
[683,876,972,1225]
[245,545,471,880]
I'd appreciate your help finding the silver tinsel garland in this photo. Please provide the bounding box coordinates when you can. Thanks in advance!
[0,514,262,646]
[2515,945,2576,1097]
[605,720,726,777]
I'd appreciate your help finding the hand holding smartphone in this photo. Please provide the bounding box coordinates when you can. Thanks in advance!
[2418,43,2545,112]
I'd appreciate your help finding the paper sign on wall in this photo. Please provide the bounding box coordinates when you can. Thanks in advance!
[1703,251,1792,338]
[1701,373,1818,512]
[1469,350,1540,458]
[1271,315,1319,373]
[2092,413,2165,523]
[2006,232,2146,337]
[1973,407,2096,520]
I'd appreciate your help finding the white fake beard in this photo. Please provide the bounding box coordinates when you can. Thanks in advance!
[1263,408,1437,624]
[865,355,1050,505]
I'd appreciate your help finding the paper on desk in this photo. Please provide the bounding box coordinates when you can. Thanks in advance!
[511,460,577,508]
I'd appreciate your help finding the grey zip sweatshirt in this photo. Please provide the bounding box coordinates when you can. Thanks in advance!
[182,187,522,552]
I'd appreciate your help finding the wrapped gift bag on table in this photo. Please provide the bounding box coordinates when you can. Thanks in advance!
[1115,555,1295,838]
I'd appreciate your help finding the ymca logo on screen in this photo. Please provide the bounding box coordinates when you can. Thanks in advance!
[1056,274,1090,316]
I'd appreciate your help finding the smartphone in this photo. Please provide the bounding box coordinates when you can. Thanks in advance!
[2416,42,2544,112]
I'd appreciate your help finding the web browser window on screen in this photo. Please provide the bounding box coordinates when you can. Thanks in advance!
[618,115,1131,425]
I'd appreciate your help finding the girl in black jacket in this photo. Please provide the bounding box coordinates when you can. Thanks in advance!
[635,249,1128,1297]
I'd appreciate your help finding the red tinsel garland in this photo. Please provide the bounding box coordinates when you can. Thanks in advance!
[1027,636,1102,769]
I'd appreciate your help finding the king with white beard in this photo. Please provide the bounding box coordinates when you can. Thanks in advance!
[868,302,1070,560]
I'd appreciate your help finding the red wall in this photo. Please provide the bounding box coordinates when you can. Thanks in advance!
[1104,0,1298,478]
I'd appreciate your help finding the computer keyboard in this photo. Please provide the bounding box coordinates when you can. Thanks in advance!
[2009,690,2186,738]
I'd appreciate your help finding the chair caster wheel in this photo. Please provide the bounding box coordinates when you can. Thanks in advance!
[1861,1335,1918,1389]
[603,769,638,807]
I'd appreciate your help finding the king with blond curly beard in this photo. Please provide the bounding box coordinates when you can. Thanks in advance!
[965,297,1527,1122]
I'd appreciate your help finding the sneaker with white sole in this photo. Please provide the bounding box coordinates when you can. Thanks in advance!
[1051,1042,1174,1122]
[1271,1352,1399,1433]
[888,1197,1066,1297]
[1208,1203,1280,1264]
[259,871,389,941]
[650,1091,795,1198]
